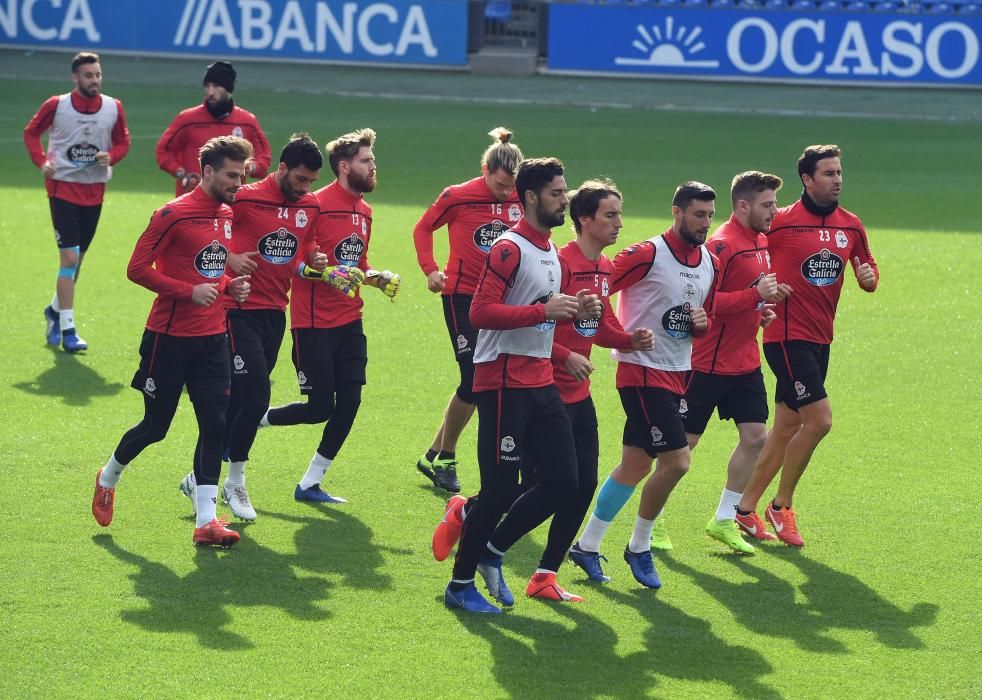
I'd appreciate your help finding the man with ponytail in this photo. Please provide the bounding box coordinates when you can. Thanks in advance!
[413,128,524,494]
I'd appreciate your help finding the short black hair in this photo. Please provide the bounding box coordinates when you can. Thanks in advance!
[569,179,622,234]
[672,181,716,210]
[72,52,99,73]
[798,145,842,179]
[280,132,323,171]
[516,157,564,208]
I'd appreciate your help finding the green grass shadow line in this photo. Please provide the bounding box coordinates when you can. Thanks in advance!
[11,350,126,406]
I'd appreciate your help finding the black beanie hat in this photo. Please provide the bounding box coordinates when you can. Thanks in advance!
[203,61,236,93]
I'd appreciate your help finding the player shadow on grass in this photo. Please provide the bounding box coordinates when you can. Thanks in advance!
[596,585,782,699]
[659,552,848,654]
[93,532,332,650]
[13,351,124,406]
[766,548,939,650]
[260,507,403,591]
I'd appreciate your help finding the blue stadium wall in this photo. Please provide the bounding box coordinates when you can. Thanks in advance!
[0,0,979,86]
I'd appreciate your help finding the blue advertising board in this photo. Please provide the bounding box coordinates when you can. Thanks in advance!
[548,4,982,87]
[0,0,467,67]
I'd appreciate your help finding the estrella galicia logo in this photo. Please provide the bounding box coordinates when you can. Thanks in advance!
[195,240,228,278]
[334,233,365,266]
[67,142,98,165]
[473,219,507,253]
[259,228,299,264]
[533,292,556,331]
[662,302,692,339]
[801,248,843,287]
[575,316,600,338]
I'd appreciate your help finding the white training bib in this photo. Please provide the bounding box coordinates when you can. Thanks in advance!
[47,93,118,184]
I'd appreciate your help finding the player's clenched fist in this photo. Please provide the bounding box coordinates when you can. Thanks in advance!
[630,328,655,351]
[544,293,579,321]
[367,269,400,301]
[325,266,366,299]
[689,306,708,331]
[575,289,602,320]
[228,275,251,303]
[854,256,877,291]
[191,282,220,306]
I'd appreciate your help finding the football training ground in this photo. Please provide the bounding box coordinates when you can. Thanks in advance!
[1,50,979,698]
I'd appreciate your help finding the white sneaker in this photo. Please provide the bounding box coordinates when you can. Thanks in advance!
[179,472,196,513]
[222,481,257,521]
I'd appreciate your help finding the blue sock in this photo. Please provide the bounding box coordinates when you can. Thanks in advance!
[593,476,636,522]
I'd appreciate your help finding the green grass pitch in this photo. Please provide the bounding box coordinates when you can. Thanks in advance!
[0,50,979,698]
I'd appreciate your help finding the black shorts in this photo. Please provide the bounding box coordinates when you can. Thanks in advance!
[682,368,769,435]
[50,197,102,252]
[227,308,287,378]
[618,386,688,458]
[442,294,477,362]
[566,395,600,474]
[763,341,830,410]
[291,320,367,395]
[130,331,230,404]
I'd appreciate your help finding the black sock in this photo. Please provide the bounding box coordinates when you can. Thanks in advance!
[437,450,456,462]
[736,507,752,516]
[425,448,438,462]
[448,581,469,592]
[770,501,783,511]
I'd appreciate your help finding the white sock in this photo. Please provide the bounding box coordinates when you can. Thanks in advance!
[534,568,554,576]
[628,515,656,553]
[715,488,743,522]
[577,515,612,553]
[299,452,332,489]
[258,410,271,428]
[50,292,61,312]
[59,309,75,332]
[227,461,246,485]
[98,454,126,488]
[195,485,219,527]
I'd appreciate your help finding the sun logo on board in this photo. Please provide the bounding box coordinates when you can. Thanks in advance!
[615,17,720,69]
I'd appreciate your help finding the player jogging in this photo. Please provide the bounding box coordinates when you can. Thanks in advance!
[260,128,400,504]
[156,60,271,196]
[735,145,878,547]
[24,51,131,353]
[570,182,719,588]
[91,136,253,547]
[176,134,363,521]
[684,171,789,555]
[414,128,524,494]
[440,158,601,614]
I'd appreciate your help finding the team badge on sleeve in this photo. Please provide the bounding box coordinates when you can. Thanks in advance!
[296,210,308,228]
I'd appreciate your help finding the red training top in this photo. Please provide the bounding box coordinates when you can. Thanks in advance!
[764,195,878,345]
[290,181,373,330]
[23,90,130,206]
[224,175,320,312]
[413,175,523,296]
[551,241,633,404]
[471,219,555,392]
[611,229,719,395]
[155,102,271,196]
[127,186,235,337]
[692,215,770,374]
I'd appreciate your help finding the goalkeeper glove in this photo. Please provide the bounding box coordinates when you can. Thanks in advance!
[366,269,400,301]
[299,264,366,299]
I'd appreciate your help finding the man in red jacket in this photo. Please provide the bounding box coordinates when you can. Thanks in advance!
[413,127,525,494]
[156,61,271,197]
[91,136,253,548]
[23,52,131,353]
[685,171,789,555]
[735,145,879,548]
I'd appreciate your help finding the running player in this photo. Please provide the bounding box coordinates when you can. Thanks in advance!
[685,171,789,554]
[176,134,363,520]
[570,182,719,588]
[24,52,131,353]
[440,158,601,614]
[260,128,400,504]
[91,136,253,547]
[735,146,878,547]
[414,128,524,493]
[156,61,271,196]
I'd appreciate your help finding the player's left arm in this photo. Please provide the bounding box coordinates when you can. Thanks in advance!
[249,119,272,178]
[107,99,131,165]
[851,224,878,292]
